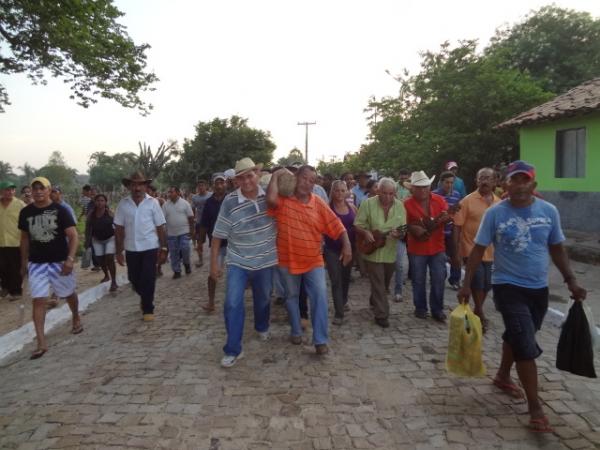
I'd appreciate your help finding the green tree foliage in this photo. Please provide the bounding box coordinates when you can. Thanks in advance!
[36,151,78,192]
[88,151,136,192]
[167,116,276,187]
[363,41,552,184]
[0,0,158,114]
[276,147,305,167]
[17,162,36,187]
[0,160,16,181]
[135,141,178,181]
[486,5,600,95]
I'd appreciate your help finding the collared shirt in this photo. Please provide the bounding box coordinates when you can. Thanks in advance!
[162,197,193,236]
[432,188,462,236]
[0,198,26,247]
[213,186,277,271]
[268,193,345,274]
[404,193,447,256]
[114,194,166,252]
[453,190,501,261]
[354,196,406,263]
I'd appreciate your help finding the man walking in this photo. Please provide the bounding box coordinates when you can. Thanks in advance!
[163,186,194,279]
[211,158,278,368]
[452,167,500,331]
[0,181,26,300]
[458,160,586,432]
[268,165,352,355]
[114,172,167,321]
[191,180,212,267]
[18,177,83,359]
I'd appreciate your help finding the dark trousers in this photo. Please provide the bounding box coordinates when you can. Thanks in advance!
[0,247,22,295]
[299,281,308,319]
[324,247,352,318]
[126,249,158,314]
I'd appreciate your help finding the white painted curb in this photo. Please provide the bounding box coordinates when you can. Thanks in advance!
[0,274,129,362]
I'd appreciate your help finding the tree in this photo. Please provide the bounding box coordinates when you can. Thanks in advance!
[486,6,600,94]
[167,116,276,187]
[0,0,158,114]
[17,162,37,187]
[276,147,305,167]
[36,151,78,193]
[0,160,16,181]
[135,141,178,181]
[88,151,136,192]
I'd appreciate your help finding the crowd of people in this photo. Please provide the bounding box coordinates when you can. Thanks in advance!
[0,156,587,432]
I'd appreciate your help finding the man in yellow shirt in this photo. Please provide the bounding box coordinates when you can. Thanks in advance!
[452,168,500,330]
[0,181,26,300]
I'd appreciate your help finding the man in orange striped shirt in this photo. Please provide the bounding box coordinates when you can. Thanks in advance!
[268,166,352,355]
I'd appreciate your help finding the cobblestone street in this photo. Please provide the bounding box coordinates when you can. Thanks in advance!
[1,261,599,449]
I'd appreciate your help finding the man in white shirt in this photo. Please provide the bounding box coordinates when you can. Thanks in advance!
[163,186,194,279]
[114,172,167,321]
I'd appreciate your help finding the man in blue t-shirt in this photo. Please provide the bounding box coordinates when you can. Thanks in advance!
[458,160,586,433]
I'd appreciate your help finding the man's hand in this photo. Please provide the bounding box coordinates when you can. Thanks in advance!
[158,248,168,264]
[362,230,375,243]
[567,280,587,302]
[116,252,125,266]
[457,285,471,304]
[210,265,223,281]
[340,246,353,266]
[61,259,74,276]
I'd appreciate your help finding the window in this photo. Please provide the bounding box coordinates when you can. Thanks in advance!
[555,127,586,178]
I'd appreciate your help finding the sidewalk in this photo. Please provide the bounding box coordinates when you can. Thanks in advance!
[564,229,600,266]
[0,262,599,449]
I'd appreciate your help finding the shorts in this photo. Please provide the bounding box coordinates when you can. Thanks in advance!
[28,262,77,299]
[472,261,492,292]
[493,283,548,361]
[92,236,116,256]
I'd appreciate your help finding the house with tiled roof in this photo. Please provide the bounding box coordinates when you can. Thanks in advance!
[498,78,600,232]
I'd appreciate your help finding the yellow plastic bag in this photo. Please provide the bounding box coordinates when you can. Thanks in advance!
[446,303,486,377]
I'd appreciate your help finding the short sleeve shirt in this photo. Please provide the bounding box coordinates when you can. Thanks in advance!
[200,195,227,247]
[453,191,501,261]
[432,188,462,236]
[354,196,406,263]
[268,194,345,275]
[114,195,166,252]
[0,198,26,247]
[191,192,212,222]
[475,199,565,289]
[18,202,76,263]
[162,197,193,236]
[404,193,447,256]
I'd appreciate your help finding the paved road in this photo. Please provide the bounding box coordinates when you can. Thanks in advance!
[1,261,599,449]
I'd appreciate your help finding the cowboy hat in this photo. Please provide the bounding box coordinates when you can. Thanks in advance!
[403,170,436,189]
[234,157,263,177]
[122,171,152,187]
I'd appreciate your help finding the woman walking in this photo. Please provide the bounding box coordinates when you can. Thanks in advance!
[88,194,118,291]
[324,180,356,325]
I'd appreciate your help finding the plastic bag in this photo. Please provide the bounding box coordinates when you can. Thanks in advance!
[446,303,486,377]
[80,247,92,269]
[556,301,597,378]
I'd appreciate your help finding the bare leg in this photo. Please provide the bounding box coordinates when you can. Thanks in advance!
[65,292,82,331]
[515,359,545,420]
[100,255,110,282]
[202,276,216,312]
[32,298,48,351]
[106,254,118,290]
[196,241,204,267]
[497,341,515,381]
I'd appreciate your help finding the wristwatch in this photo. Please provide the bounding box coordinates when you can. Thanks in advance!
[160,247,168,252]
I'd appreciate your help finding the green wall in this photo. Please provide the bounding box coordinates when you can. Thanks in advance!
[519,112,600,191]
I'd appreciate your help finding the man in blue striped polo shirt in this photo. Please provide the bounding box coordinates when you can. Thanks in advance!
[211,157,278,368]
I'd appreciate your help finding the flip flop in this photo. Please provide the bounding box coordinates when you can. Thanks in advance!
[201,304,216,313]
[71,324,84,334]
[30,348,47,360]
[492,378,524,399]
[529,416,554,433]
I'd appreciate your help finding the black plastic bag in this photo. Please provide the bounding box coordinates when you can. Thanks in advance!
[556,301,597,378]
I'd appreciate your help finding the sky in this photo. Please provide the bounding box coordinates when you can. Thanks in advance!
[1,0,600,174]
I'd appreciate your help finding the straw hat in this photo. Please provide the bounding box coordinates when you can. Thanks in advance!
[403,171,436,189]
[122,171,152,187]
[234,157,263,177]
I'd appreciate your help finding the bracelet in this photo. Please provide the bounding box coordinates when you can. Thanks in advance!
[160,247,168,251]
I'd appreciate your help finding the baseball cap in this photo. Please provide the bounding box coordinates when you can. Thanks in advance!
[0,181,17,189]
[51,185,62,193]
[445,161,458,170]
[506,160,536,180]
[212,172,226,183]
[31,177,51,188]
[223,168,236,179]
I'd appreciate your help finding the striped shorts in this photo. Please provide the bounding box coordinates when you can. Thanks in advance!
[28,262,76,299]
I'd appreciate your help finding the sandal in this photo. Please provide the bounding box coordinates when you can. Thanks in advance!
[71,324,84,334]
[201,304,215,313]
[529,416,554,433]
[492,378,524,399]
[30,348,47,360]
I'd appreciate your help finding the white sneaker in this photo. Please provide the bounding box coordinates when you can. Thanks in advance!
[394,293,403,302]
[221,351,244,368]
[257,330,271,341]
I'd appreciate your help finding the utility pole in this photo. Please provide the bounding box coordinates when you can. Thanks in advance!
[297,121,316,163]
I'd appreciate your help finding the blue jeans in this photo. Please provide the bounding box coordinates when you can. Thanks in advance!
[280,266,328,346]
[394,240,407,296]
[167,233,191,273]
[223,265,273,357]
[272,266,285,298]
[409,252,446,316]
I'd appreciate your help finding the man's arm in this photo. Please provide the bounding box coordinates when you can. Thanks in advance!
[457,244,486,303]
[267,168,292,208]
[156,224,168,264]
[62,226,79,275]
[549,243,587,301]
[338,231,353,266]
[115,224,125,266]
[209,237,224,280]
[187,215,195,237]
[451,224,462,268]
[20,231,29,279]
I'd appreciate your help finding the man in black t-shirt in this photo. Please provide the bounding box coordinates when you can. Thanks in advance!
[19,177,83,360]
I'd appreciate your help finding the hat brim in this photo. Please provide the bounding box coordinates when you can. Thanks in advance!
[122,177,152,187]
[506,170,534,180]
[235,163,263,177]
[403,175,436,189]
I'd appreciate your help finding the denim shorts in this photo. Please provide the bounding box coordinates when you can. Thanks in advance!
[493,283,548,361]
[472,261,492,292]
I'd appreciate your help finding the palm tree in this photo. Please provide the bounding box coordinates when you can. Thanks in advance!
[136,141,178,180]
